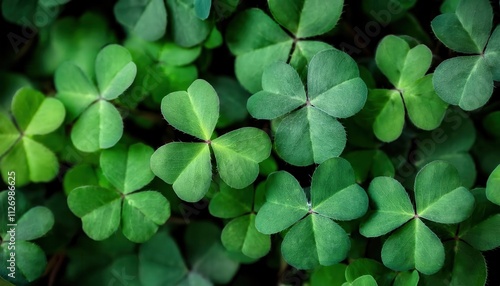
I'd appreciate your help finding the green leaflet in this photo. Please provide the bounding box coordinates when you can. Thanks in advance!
[431,0,493,54]
[16,206,54,241]
[152,80,271,202]
[282,214,351,269]
[343,150,395,183]
[114,0,167,41]
[209,181,253,218]
[310,264,347,286]
[0,112,20,157]
[226,9,293,93]
[363,89,405,142]
[486,165,500,205]
[342,275,378,286]
[165,0,213,47]
[221,214,271,259]
[100,143,155,194]
[433,56,493,111]
[485,26,500,81]
[194,0,211,20]
[268,0,343,38]
[381,219,444,275]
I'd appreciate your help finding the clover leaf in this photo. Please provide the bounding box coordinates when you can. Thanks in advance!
[247,49,367,166]
[227,1,343,93]
[431,0,499,110]
[114,0,167,41]
[255,158,368,269]
[55,44,137,152]
[67,143,170,242]
[0,191,54,284]
[360,161,475,275]
[342,275,378,286]
[209,181,270,258]
[360,35,447,142]
[486,165,500,206]
[0,88,65,186]
[150,79,271,202]
[343,150,395,183]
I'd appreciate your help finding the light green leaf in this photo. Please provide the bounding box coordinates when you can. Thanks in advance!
[282,214,350,269]
[431,0,493,54]
[166,0,212,47]
[71,100,123,152]
[114,0,167,41]
[289,41,333,79]
[486,165,500,205]
[360,177,414,237]
[310,158,368,220]
[403,74,448,130]
[221,214,271,259]
[375,35,432,89]
[67,186,122,240]
[414,161,474,223]
[255,171,309,234]
[393,271,419,286]
[433,55,493,111]
[63,164,98,195]
[0,113,19,157]
[159,42,201,66]
[342,275,378,286]
[275,106,346,166]
[381,219,444,275]
[212,127,271,189]
[55,62,100,120]
[366,89,405,142]
[16,206,54,241]
[95,44,137,100]
[308,49,367,118]
[485,25,500,81]
[100,143,155,194]
[226,8,293,93]
[11,88,65,135]
[161,79,219,141]
[209,181,253,218]
[122,191,170,243]
[0,137,59,186]
[247,62,306,120]
[139,231,188,286]
[150,143,212,202]
[268,0,343,38]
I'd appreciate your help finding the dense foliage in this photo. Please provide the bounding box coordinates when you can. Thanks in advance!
[0,0,499,285]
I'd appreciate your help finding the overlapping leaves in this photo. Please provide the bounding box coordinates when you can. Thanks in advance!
[358,35,448,142]
[55,44,137,152]
[67,143,170,242]
[431,0,499,110]
[226,0,344,92]
[360,161,474,275]
[150,79,271,202]
[247,49,367,166]
[255,158,368,269]
[0,88,65,186]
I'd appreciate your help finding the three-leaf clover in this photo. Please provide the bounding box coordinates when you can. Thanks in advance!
[0,87,65,186]
[431,0,499,110]
[226,0,344,92]
[0,191,54,284]
[360,160,475,275]
[209,180,270,259]
[247,49,367,166]
[255,157,368,269]
[359,35,448,142]
[68,143,170,242]
[150,79,272,202]
[55,44,137,153]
